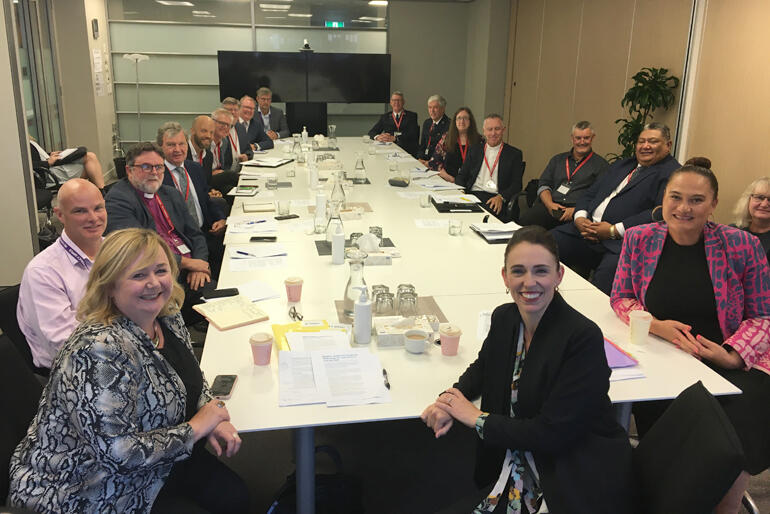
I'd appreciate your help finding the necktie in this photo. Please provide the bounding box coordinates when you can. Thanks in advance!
[176,167,201,227]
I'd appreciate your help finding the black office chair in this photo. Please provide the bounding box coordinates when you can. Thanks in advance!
[505,162,529,222]
[634,381,745,513]
[0,286,48,377]
[0,337,44,507]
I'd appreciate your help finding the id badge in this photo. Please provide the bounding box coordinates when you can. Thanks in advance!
[556,184,571,195]
[485,180,498,192]
[176,243,191,254]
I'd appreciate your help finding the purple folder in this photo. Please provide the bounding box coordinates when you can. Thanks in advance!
[604,338,638,369]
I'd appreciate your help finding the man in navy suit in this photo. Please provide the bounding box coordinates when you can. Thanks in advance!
[255,87,290,139]
[551,122,681,294]
[221,97,253,162]
[157,122,226,278]
[238,95,274,150]
[368,91,420,157]
[417,94,450,163]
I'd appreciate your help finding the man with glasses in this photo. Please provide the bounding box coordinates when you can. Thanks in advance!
[368,91,420,157]
[417,94,450,164]
[550,122,680,294]
[105,141,215,324]
[186,116,215,180]
[221,97,252,163]
[238,95,273,151]
[255,87,290,140]
[520,121,608,230]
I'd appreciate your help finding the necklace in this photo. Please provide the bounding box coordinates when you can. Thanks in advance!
[151,320,161,349]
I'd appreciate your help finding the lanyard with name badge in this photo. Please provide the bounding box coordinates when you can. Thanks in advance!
[558,151,594,195]
[59,237,91,268]
[483,143,502,176]
[391,111,403,131]
[458,140,469,162]
[155,194,191,255]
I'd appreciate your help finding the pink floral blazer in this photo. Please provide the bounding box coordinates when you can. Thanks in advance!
[610,221,770,374]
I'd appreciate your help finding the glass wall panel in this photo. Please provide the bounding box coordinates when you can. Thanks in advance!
[256,27,385,53]
[112,54,219,84]
[115,84,219,112]
[109,23,252,54]
[107,0,252,24]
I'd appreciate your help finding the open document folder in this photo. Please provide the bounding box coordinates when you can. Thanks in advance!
[279,349,391,407]
[469,221,522,243]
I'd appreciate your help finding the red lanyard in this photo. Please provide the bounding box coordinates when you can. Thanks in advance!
[483,143,502,176]
[565,151,594,182]
[168,165,190,201]
[391,111,403,131]
[627,165,641,183]
[215,142,222,163]
[458,141,468,162]
[155,195,177,236]
[228,133,238,154]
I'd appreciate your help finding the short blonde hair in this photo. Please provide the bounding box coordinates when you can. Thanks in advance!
[77,228,185,326]
[733,177,770,228]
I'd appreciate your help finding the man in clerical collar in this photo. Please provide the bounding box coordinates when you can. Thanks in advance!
[550,121,680,294]
[17,178,106,370]
[367,91,420,157]
[418,94,451,164]
[455,114,524,221]
[105,142,214,323]
[520,121,609,230]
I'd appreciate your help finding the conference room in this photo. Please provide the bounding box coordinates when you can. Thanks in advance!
[2,1,770,513]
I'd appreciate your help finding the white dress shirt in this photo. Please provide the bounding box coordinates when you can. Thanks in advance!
[472,143,502,194]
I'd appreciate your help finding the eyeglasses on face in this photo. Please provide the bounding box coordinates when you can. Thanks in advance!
[750,193,770,203]
[131,163,165,173]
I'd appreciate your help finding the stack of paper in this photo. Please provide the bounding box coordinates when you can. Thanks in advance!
[227,244,287,271]
[469,222,522,242]
[242,157,292,168]
[226,215,279,234]
[604,339,645,382]
[285,330,351,352]
[203,279,279,303]
[279,349,391,407]
[431,193,481,204]
[192,294,269,330]
[417,177,463,191]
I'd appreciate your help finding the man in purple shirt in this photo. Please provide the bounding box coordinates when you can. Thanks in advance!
[17,178,106,369]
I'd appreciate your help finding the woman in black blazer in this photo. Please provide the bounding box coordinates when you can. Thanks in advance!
[422,226,633,514]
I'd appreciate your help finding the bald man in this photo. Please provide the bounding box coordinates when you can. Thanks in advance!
[17,178,106,369]
[187,115,216,180]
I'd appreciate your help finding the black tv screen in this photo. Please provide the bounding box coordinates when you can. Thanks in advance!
[217,51,391,104]
[217,51,307,102]
[308,53,391,103]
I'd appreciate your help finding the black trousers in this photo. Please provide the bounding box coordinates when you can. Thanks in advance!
[152,442,250,514]
[519,199,570,231]
[550,223,620,295]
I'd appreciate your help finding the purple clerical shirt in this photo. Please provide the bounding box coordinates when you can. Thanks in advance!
[139,191,191,257]
[17,230,93,368]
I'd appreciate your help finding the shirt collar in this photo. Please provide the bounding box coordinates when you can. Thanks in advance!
[165,159,183,172]
[60,229,95,268]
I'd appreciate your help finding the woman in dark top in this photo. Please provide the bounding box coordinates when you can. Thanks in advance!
[428,106,482,182]
[611,165,770,513]
[9,228,249,514]
[732,176,770,261]
[422,226,632,514]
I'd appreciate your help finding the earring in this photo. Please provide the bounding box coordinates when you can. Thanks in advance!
[505,287,509,294]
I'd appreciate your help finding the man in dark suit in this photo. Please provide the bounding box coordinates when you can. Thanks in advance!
[238,95,274,151]
[222,97,254,161]
[550,122,681,294]
[368,91,420,157]
[157,122,226,277]
[105,141,214,323]
[255,87,290,139]
[456,114,524,222]
[417,94,450,164]
[187,116,214,179]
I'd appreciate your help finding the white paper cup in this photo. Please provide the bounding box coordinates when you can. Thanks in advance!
[249,332,273,365]
[285,277,303,302]
[439,324,462,356]
[629,310,653,345]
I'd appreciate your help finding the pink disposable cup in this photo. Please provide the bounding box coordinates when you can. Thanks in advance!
[285,277,304,302]
[439,324,462,356]
[249,332,273,365]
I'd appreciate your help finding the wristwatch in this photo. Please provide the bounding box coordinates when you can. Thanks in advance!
[609,225,617,239]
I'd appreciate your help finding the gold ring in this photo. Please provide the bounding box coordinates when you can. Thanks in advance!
[216,400,225,408]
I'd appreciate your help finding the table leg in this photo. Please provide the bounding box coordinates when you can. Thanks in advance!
[294,426,315,514]
[614,402,632,431]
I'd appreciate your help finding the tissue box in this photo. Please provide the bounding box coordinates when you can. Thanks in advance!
[374,316,433,347]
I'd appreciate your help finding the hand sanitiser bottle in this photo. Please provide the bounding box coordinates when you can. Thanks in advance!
[353,286,372,344]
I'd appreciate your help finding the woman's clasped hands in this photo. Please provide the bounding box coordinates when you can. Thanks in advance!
[421,388,482,438]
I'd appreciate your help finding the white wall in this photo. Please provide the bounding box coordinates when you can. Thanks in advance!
[0,0,38,284]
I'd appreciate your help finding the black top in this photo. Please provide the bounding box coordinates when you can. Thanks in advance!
[159,321,203,421]
[536,149,608,206]
[645,235,723,343]
[418,114,450,160]
[367,110,420,157]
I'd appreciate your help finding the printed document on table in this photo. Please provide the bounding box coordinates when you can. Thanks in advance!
[279,352,325,406]
[415,218,450,229]
[286,330,351,352]
[232,279,280,302]
[227,243,287,259]
[610,367,646,382]
[417,177,463,190]
[228,256,287,271]
[431,193,482,204]
[311,349,391,407]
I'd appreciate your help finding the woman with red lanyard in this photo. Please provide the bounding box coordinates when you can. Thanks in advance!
[428,107,482,183]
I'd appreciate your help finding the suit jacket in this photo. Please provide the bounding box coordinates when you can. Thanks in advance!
[162,160,224,229]
[255,106,290,139]
[186,146,213,185]
[418,114,450,160]
[611,221,770,375]
[234,124,254,156]
[456,295,634,514]
[367,110,420,157]
[456,142,524,218]
[105,178,208,263]
[239,118,274,150]
[577,154,680,230]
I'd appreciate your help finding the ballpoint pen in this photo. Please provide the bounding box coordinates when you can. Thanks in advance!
[244,220,267,225]
[382,368,390,390]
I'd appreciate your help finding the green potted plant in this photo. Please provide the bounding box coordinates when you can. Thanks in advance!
[609,67,680,161]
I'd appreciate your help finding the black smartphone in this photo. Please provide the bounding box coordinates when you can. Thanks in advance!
[203,287,239,300]
[551,208,565,219]
[210,375,238,400]
[250,236,278,242]
[275,214,299,221]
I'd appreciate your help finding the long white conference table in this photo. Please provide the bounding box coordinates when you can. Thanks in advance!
[201,137,738,513]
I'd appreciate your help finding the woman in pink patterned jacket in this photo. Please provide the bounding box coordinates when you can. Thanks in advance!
[610,163,770,513]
